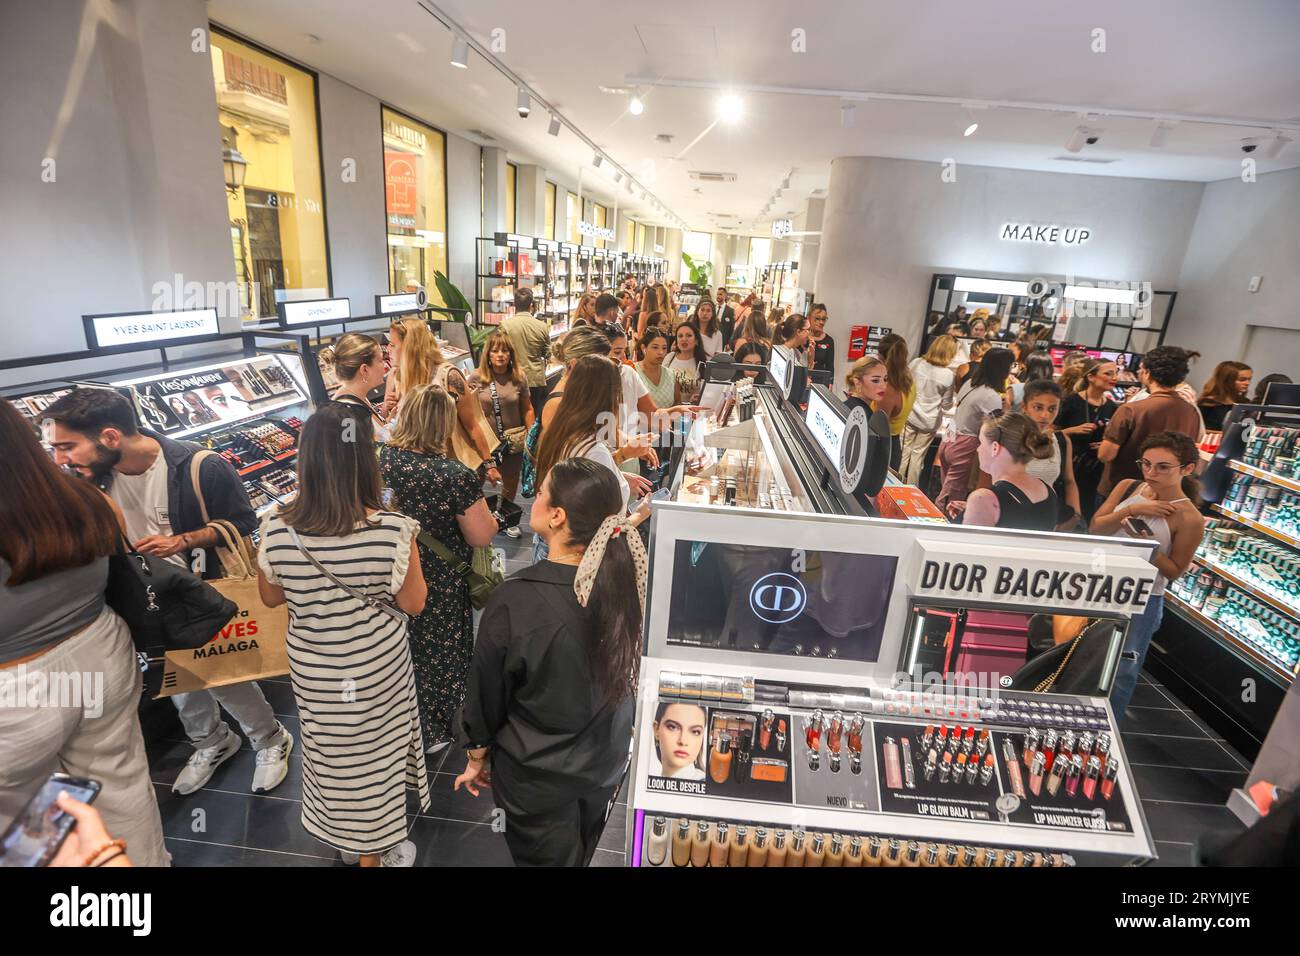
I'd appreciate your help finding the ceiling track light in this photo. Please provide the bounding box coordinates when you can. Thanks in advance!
[840,103,856,128]
[592,152,603,168]
[1149,122,1171,148]
[515,87,530,117]
[1065,126,1089,152]
[1262,131,1293,159]
[450,35,469,69]
[962,107,979,137]
[547,113,561,136]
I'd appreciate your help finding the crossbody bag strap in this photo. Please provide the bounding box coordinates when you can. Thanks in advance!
[417,530,473,579]
[189,450,217,525]
[286,527,407,623]
[1034,634,1083,693]
[488,381,507,437]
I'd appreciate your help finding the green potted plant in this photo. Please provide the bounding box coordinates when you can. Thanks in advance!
[681,252,712,289]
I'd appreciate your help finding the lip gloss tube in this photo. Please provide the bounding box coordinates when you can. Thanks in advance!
[1095,734,1111,773]
[900,736,916,789]
[1022,728,1041,767]
[978,752,995,786]
[1076,731,1094,759]
[848,714,865,754]
[759,709,775,751]
[827,711,844,754]
[805,709,824,753]
[1064,754,1083,797]
[1046,753,1069,796]
[939,750,954,783]
[776,719,787,753]
[1028,751,1046,796]
[1082,755,1102,800]
[954,751,968,784]
[1101,759,1120,800]
[923,747,939,782]
[1004,739,1026,798]
[1040,729,1059,772]
[883,736,903,789]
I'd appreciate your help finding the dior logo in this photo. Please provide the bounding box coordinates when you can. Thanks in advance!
[749,573,807,624]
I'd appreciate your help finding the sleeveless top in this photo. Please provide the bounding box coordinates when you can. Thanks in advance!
[1114,479,1187,595]
[992,479,1058,531]
[636,361,677,409]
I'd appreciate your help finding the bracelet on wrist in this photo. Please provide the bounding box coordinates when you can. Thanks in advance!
[82,838,127,869]
[93,849,127,867]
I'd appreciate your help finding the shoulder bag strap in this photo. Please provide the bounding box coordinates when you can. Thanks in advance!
[206,520,255,579]
[189,450,217,525]
[417,530,473,580]
[488,381,507,437]
[1033,635,1083,693]
[286,527,407,623]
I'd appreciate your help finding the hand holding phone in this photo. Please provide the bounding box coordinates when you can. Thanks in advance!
[0,773,101,868]
[1123,516,1155,538]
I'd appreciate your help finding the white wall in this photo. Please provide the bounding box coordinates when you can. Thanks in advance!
[317,74,385,312]
[814,157,1206,382]
[1173,167,1300,388]
[445,132,480,310]
[0,0,236,373]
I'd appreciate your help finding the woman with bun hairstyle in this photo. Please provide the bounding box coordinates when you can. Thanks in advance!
[455,458,647,866]
[321,332,390,439]
[936,347,1014,514]
[1090,431,1205,720]
[844,355,889,411]
[1197,361,1253,431]
[959,411,1058,530]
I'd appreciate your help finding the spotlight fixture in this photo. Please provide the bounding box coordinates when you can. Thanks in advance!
[1262,131,1294,159]
[1149,122,1171,148]
[781,174,791,190]
[450,36,469,69]
[1065,126,1089,152]
[717,93,744,124]
[515,87,530,117]
[614,171,622,184]
[629,95,644,116]
[547,113,561,136]
[840,103,855,128]
[592,152,603,168]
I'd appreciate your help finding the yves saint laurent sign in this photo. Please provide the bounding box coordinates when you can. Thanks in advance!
[83,308,220,350]
[914,540,1157,616]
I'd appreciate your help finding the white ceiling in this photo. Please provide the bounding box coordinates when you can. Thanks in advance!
[209,0,1300,234]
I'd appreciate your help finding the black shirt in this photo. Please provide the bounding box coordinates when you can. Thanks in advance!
[993,480,1058,531]
[809,332,835,372]
[1198,401,1231,432]
[1058,393,1119,459]
[459,561,634,814]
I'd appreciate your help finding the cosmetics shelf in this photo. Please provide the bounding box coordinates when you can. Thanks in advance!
[1165,593,1296,685]
[1212,504,1300,550]
[1230,459,1300,495]
[1189,553,1300,621]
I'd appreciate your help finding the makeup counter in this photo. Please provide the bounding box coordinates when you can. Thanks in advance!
[631,349,1164,867]
[1150,398,1300,756]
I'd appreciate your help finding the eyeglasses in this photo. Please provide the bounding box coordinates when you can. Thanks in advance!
[1137,459,1180,473]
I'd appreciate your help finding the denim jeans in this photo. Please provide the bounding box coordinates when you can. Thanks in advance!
[1110,593,1165,723]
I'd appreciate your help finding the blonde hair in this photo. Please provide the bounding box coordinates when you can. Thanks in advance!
[477,331,525,387]
[319,332,381,382]
[845,355,887,391]
[388,384,455,455]
[553,325,615,366]
[969,339,993,362]
[924,334,958,368]
[390,317,443,397]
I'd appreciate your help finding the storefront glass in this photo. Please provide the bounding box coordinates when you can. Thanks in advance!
[211,31,328,321]
[381,106,448,304]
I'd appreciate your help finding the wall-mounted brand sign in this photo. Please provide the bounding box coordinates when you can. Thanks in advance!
[375,290,427,315]
[1000,223,1091,246]
[577,221,616,241]
[277,297,351,327]
[83,308,221,351]
[748,572,807,624]
[771,219,793,238]
[914,540,1157,616]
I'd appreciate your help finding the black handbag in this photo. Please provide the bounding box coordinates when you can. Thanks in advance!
[105,539,238,661]
[1004,618,1119,695]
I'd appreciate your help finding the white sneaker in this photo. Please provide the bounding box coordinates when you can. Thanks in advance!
[504,525,521,538]
[251,728,294,793]
[340,841,417,867]
[172,731,241,795]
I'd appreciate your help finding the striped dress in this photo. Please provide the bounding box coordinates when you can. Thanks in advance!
[257,510,430,854]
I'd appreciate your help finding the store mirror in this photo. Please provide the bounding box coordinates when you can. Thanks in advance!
[898,603,1125,699]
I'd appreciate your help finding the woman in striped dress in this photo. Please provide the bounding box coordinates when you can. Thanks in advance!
[257,403,430,867]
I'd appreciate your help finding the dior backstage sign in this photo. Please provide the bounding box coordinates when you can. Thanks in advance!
[1000,223,1091,246]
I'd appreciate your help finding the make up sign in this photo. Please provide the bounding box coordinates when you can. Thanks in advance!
[83,308,221,351]
[914,540,1157,616]
[277,297,351,328]
[999,223,1091,246]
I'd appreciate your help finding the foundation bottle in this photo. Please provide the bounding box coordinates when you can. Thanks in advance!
[728,825,750,867]
[709,822,731,868]
[747,828,770,867]
[767,830,788,868]
[646,816,669,866]
[690,819,711,867]
[824,833,845,867]
[863,835,883,867]
[671,819,692,867]
[880,839,902,867]
[972,845,991,867]
[922,843,942,867]
[901,841,923,867]
[941,844,960,868]
[960,846,977,868]
[708,736,733,784]
[786,829,807,868]
[843,836,864,868]
[805,832,826,867]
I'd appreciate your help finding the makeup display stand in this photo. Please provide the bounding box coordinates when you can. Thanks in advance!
[627,503,1162,867]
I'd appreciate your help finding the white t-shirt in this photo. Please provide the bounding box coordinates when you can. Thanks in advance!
[109,452,186,568]
[698,329,724,358]
[666,354,699,378]
[575,438,631,514]
[619,363,650,435]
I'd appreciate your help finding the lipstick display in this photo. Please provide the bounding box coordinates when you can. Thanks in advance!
[1004,738,1026,798]
[1101,759,1120,801]
[1028,751,1046,796]
[883,736,903,789]
[900,736,916,789]
[1082,755,1102,800]
[848,714,864,775]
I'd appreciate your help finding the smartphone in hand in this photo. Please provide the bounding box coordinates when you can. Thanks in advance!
[0,773,101,868]
[1123,516,1155,538]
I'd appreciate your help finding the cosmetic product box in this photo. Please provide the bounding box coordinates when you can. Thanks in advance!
[873,485,948,524]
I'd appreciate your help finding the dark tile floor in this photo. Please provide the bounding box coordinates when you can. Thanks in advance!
[143,515,1250,867]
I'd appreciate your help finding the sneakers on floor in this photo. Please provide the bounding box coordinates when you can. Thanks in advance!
[504,525,521,538]
[340,841,417,867]
[172,731,241,795]
[425,737,452,755]
[251,727,295,793]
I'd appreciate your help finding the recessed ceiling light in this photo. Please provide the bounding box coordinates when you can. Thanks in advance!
[629,95,644,116]
[717,94,743,124]
[450,36,469,69]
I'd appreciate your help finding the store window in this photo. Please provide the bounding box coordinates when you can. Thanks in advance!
[381,106,448,304]
[545,182,557,240]
[682,230,712,284]
[211,31,327,321]
[506,162,517,234]
[566,191,579,244]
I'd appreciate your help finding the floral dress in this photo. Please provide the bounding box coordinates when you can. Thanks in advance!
[379,445,484,742]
